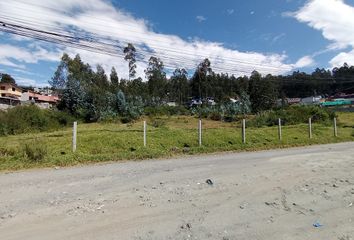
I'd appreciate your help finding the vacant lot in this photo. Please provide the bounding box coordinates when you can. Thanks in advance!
[0,142,353,240]
[0,112,354,171]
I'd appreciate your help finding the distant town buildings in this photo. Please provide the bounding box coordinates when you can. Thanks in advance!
[300,96,323,105]
[0,82,60,110]
[278,94,353,108]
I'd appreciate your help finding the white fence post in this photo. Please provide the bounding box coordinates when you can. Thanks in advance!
[198,119,202,146]
[308,118,312,139]
[143,121,147,147]
[334,118,338,137]
[72,121,77,152]
[278,118,282,141]
[242,119,246,144]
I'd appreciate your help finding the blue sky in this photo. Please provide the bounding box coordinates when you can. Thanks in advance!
[0,0,354,86]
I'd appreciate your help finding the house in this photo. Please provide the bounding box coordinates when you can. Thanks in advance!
[229,98,239,103]
[0,97,21,110]
[21,90,60,109]
[321,98,352,107]
[0,83,22,99]
[301,96,323,105]
[286,98,301,105]
[206,97,216,106]
[166,102,177,107]
[330,93,354,102]
[188,98,202,107]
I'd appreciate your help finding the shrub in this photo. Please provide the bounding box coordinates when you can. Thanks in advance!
[144,106,190,116]
[190,99,252,122]
[0,147,15,157]
[248,105,336,127]
[120,116,134,124]
[46,110,76,127]
[0,105,75,136]
[6,105,49,134]
[21,140,48,162]
[0,113,7,135]
[209,111,223,121]
[151,118,166,128]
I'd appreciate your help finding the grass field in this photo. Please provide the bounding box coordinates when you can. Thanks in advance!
[1,112,354,171]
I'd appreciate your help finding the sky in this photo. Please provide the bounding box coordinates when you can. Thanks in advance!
[0,0,354,87]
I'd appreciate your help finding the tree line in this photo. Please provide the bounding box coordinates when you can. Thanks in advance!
[48,44,354,119]
[2,43,354,122]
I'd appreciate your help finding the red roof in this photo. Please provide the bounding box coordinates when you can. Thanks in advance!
[286,98,301,104]
[27,91,60,103]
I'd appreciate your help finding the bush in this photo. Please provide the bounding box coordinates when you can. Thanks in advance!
[21,140,48,162]
[144,106,190,116]
[0,105,75,136]
[46,110,76,127]
[120,116,134,124]
[248,105,336,127]
[209,111,223,121]
[0,147,15,157]
[6,105,49,134]
[151,119,166,128]
[0,111,8,135]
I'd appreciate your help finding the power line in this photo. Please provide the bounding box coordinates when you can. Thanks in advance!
[1,18,353,83]
[0,8,293,72]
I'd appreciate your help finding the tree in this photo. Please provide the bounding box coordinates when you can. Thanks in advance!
[0,73,16,84]
[145,56,167,104]
[169,68,189,104]
[249,71,277,113]
[115,90,127,114]
[236,76,249,95]
[84,65,112,120]
[49,53,70,90]
[125,77,148,101]
[123,43,137,80]
[238,91,252,114]
[190,58,212,99]
[93,65,110,90]
[110,67,119,91]
[332,63,354,93]
[55,54,95,119]
[59,77,84,115]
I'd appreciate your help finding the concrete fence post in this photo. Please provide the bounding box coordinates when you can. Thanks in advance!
[242,119,246,144]
[308,118,312,139]
[278,118,282,141]
[198,119,202,146]
[143,121,147,147]
[72,121,77,152]
[334,117,338,137]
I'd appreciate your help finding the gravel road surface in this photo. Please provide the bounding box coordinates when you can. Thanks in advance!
[1,143,354,240]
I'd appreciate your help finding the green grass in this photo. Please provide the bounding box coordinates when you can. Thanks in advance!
[0,114,353,171]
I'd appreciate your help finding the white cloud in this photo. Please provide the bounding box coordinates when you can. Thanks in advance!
[293,55,315,68]
[10,35,32,42]
[14,76,48,87]
[0,58,26,69]
[0,0,307,83]
[0,43,61,68]
[292,0,354,67]
[330,49,354,67]
[227,9,235,15]
[272,33,286,43]
[196,15,207,22]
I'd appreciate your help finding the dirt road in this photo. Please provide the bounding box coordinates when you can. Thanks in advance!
[1,143,354,240]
